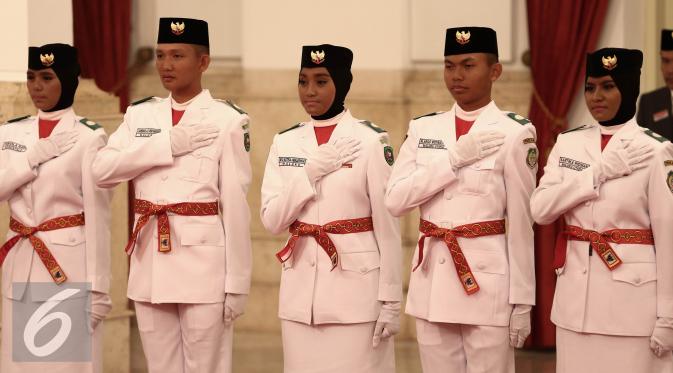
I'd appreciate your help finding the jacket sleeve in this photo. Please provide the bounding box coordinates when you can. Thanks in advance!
[503,125,537,306]
[0,126,38,201]
[365,136,402,302]
[92,109,173,188]
[260,134,317,235]
[219,115,252,295]
[648,143,673,318]
[81,129,113,294]
[385,122,458,217]
[529,137,599,225]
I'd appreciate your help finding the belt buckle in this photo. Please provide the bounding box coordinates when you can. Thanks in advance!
[601,249,621,270]
[159,234,171,252]
[460,272,479,294]
[50,266,67,285]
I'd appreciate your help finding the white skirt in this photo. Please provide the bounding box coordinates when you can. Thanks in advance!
[556,326,673,373]
[281,320,395,373]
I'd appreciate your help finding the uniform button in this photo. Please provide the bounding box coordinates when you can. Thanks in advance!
[439,258,446,264]
[161,175,168,181]
[584,201,591,206]
[200,239,206,244]
[445,194,452,200]
[360,266,368,273]
[69,237,76,243]
[634,277,641,284]
[474,163,481,169]
[477,263,486,270]
[27,208,32,214]
[582,268,587,274]
[310,261,315,267]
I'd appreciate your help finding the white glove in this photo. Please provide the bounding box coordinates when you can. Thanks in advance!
[509,304,532,348]
[595,141,653,184]
[304,137,361,184]
[372,301,401,348]
[223,293,248,325]
[26,130,79,168]
[170,123,219,157]
[650,317,673,357]
[87,291,112,333]
[448,130,505,169]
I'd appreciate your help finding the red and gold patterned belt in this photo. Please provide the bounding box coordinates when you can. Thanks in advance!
[276,217,374,270]
[553,225,654,270]
[417,219,506,295]
[0,213,86,284]
[125,199,219,255]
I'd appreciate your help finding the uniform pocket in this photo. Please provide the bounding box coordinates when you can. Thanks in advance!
[46,226,85,246]
[340,251,381,274]
[457,157,496,195]
[180,224,225,246]
[611,263,656,286]
[465,249,507,275]
[179,149,218,184]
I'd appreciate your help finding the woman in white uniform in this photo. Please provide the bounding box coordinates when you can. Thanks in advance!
[530,47,673,373]
[0,44,112,373]
[260,44,402,373]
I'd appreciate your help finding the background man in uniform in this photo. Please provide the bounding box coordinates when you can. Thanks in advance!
[385,26,537,373]
[92,17,252,373]
[637,29,673,139]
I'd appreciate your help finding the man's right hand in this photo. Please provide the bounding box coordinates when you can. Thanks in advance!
[448,130,505,169]
[27,130,79,168]
[170,123,220,157]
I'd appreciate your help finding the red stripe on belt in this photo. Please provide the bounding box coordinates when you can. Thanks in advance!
[553,225,654,270]
[0,213,85,284]
[276,217,374,270]
[126,199,219,255]
[417,219,506,295]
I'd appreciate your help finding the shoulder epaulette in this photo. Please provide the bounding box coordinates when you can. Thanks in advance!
[643,129,668,143]
[79,118,102,131]
[506,112,531,125]
[413,112,442,120]
[561,124,590,134]
[222,99,247,115]
[359,120,386,133]
[7,115,30,123]
[279,123,303,135]
[130,96,155,106]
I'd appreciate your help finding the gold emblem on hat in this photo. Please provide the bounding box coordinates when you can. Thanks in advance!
[310,50,325,64]
[40,53,55,67]
[602,55,617,70]
[171,21,185,36]
[456,31,471,45]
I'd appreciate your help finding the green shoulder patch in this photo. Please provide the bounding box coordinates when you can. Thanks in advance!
[79,118,101,130]
[561,124,590,134]
[643,129,667,143]
[7,115,30,123]
[360,120,386,133]
[507,112,531,125]
[279,123,303,135]
[131,96,155,106]
[223,99,247,115]
[413,112,442,120]
[384,145,394,166]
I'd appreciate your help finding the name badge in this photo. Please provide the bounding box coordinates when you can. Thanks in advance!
[136,128,161,137]
[418,138,446,149]
[279,157,307,167]
[2,141,27,152]
[653,109,670,122]
[559,156,590,171]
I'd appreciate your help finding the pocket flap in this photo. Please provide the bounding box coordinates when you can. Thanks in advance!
[465,250,507,275]
[612,263,657,286]
[340,251,381,274]
[180,224,225,246]
[468,156,496,170]
[46,227,85,246]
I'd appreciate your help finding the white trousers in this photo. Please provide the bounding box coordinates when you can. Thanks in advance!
[134,301,234,373]
[281,319,395,373]
[415,318,514,373]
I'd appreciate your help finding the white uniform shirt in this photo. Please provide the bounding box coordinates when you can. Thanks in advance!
[386,101,538,326]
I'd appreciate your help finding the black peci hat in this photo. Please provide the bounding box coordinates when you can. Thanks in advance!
[444,26,498,57]
[28,43,79,71]
[585,48,643,78]
[662,29,673,51]
[300,44,353,69]
[157,17,209,47]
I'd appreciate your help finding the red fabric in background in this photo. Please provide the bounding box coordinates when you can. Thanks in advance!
[72,0,131,112]
[526,0,609,348]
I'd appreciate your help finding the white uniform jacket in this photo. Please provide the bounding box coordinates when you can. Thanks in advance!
[530,119,673,336]
[260,111,402,325]
[386,101,537,326]
[0,108,111,300]
[92,90,252,303]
